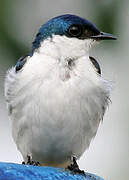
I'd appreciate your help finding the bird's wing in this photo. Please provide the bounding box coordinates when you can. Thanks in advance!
[89,56,101,75]
[15,55,29,72]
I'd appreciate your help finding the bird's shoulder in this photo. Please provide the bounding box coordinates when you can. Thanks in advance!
[89,56,101,75]
[15,55,29,72]
[5,55,29,102]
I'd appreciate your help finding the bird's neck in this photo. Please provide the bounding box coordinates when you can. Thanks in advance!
[37,35,91,60]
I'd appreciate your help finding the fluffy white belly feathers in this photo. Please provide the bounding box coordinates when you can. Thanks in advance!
[5,48,110,167]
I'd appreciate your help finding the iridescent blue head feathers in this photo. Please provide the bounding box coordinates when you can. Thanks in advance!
[31,14,116,54]
[31,14,99,53]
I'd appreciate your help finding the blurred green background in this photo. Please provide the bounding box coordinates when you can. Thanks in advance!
[0,0,129,180]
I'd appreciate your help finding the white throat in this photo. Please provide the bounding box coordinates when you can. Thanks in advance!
[36,35,95,60]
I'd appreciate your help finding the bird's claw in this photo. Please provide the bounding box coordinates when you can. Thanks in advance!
[22,155,40,166]
[66,156,85,175]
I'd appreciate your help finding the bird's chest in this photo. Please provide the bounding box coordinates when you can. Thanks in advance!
[12,58,105,159]
[24,67,100,138]
[19,58,102,136]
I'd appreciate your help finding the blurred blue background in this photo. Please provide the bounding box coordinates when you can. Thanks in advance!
[0,0,129,180]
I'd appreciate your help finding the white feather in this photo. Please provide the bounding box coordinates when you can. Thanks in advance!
[5,35,111,167]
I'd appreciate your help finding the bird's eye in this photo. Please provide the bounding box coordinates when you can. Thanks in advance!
[68,25,83,37]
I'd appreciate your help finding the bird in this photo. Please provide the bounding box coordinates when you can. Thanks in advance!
[5,14,116,173]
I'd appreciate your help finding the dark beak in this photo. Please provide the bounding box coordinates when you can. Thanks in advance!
[91,32,117,40]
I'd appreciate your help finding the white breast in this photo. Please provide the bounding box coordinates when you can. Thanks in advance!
[5,36,111,167]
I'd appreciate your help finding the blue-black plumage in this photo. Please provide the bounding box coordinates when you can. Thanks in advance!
[31,14,107,54]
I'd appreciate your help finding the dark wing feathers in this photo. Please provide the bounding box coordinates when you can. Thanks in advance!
[89,56,101,75]
[15,55,29,72]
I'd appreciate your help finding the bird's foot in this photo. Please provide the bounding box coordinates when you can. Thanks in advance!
[22,155,40,166]
[66,156,85,175]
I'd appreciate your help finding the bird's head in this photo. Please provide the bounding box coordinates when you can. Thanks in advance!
[31,14,116,58]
